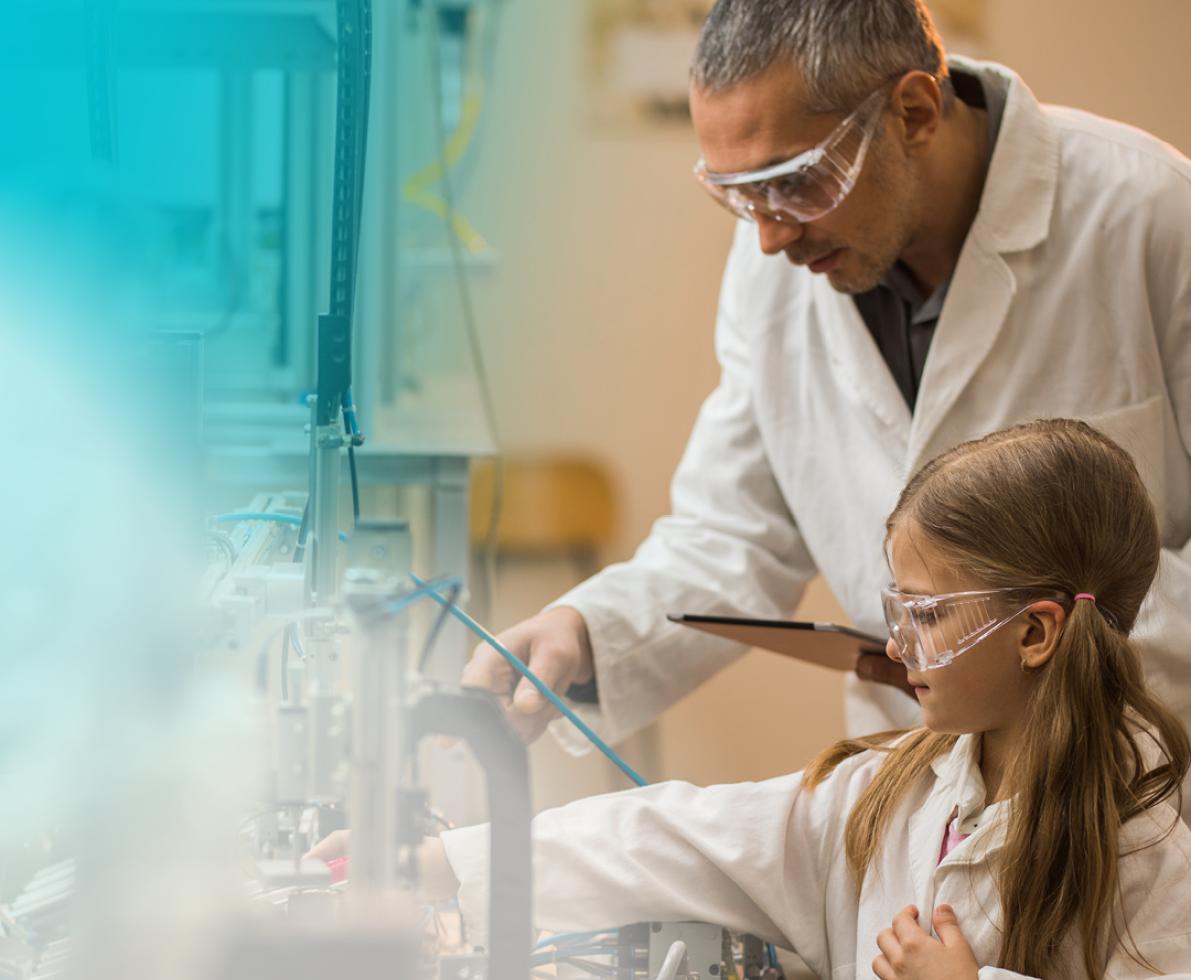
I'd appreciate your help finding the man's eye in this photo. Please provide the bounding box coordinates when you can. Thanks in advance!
[770,171,815,196]
[744,180,774,201]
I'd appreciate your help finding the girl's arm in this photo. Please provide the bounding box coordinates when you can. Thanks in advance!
[440,761,872,975]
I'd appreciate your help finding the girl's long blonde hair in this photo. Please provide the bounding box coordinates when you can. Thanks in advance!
[806,418,1189,978]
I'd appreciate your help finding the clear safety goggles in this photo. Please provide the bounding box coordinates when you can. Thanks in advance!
[880,587,1069,672]
[693,85,888,225]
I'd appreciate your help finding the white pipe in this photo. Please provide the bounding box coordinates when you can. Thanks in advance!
[653,940,688,980]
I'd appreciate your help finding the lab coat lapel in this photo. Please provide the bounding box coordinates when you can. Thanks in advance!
[905,58,1060,471]
[905,237,1015,469]
[812,275,912,442]
[905,739,972,912]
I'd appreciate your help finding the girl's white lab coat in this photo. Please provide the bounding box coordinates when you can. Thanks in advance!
[442,735,1191,979]
[550,57,1191,809]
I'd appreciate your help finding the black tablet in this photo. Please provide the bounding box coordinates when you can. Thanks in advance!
[667,613,885,672]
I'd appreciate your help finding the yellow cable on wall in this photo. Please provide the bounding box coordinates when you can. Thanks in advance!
[402,8,489,255]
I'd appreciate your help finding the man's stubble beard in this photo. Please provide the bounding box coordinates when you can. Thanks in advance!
[828,150,920,296]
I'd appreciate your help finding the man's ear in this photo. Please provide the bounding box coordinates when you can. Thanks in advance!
[1020,600,1067,670]
[891,70,943,152]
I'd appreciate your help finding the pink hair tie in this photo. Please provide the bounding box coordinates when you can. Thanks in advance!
[1074,593,1096,603]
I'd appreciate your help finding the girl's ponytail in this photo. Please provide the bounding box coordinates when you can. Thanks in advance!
[998,598,1188,977]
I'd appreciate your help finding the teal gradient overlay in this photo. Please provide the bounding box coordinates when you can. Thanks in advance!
[0,0,274,931]
[0,0,545,942]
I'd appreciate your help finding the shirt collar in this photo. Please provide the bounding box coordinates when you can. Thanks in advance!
[879,261,949,324]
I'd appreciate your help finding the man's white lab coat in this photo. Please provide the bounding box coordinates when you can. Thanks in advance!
[551,58,1191,799]
[442,735,1191,979]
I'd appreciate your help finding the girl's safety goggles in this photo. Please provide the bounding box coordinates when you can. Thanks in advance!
[880,587,1069,673]
[693,85,888,225]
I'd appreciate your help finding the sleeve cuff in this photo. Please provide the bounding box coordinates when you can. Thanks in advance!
[440,824,492,947]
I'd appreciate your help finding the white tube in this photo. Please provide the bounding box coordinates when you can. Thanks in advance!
[653,940,688,980]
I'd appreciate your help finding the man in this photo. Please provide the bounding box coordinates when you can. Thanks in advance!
[464,0,1191,806]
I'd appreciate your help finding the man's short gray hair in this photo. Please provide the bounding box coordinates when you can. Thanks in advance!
[691,0,948,113]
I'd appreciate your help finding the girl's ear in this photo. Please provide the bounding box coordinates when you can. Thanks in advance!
[1020,601,1067,670]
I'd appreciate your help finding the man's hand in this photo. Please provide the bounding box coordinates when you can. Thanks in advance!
[855,648,916,699]
[460,605,594,742]
[873,905,980,980]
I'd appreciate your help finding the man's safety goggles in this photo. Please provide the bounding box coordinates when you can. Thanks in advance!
[693,86,888,225]
[880,587,1069,673]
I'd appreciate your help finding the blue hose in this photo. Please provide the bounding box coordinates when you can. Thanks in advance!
[411,573,647,788]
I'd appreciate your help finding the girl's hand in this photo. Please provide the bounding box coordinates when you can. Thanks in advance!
[304,828,351,862]
[303,830,459,903]
[873,905,980,980]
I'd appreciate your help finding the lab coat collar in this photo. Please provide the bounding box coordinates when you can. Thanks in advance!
[948,56,1060,255]
[927,734,1009,862]
[930,734,990,827]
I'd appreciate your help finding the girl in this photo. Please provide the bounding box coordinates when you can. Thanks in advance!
[431,420,1191,977]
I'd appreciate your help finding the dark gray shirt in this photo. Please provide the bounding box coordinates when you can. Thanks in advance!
[853,68,1007,410]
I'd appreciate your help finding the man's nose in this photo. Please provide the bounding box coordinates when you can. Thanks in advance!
[755,212,803,255]
[885,635,904,663]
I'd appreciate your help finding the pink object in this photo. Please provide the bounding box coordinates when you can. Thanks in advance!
[326,856,349,883]
[937,820,970,864]
[1074,593,1096,603]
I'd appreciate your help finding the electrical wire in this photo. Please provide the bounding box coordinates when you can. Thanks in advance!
[530,947,617,962]
[424,0,504,622]
[411,574,647,788]
[213,512,349,542]
[562,959,618,978]
[403,1,489,252]
[206,530,238,566]
[289,623,307,661]
[278,622,311,701]
[533,931,611,952]
[417,579,462,673]
[215,511,302,527]
[532,955,616,978]
[343,388,362,526]
[375,576,466,630]
[205,530,238,589]
[343,390,361,436]
[347,446,361,524]
[239,804,311,834]
[426,807,455,832]
[293,500,310,562]
[253,612,338,694]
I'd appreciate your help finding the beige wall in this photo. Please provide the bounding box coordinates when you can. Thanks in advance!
[461,0,1191,809]
[983,0,1191,153]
